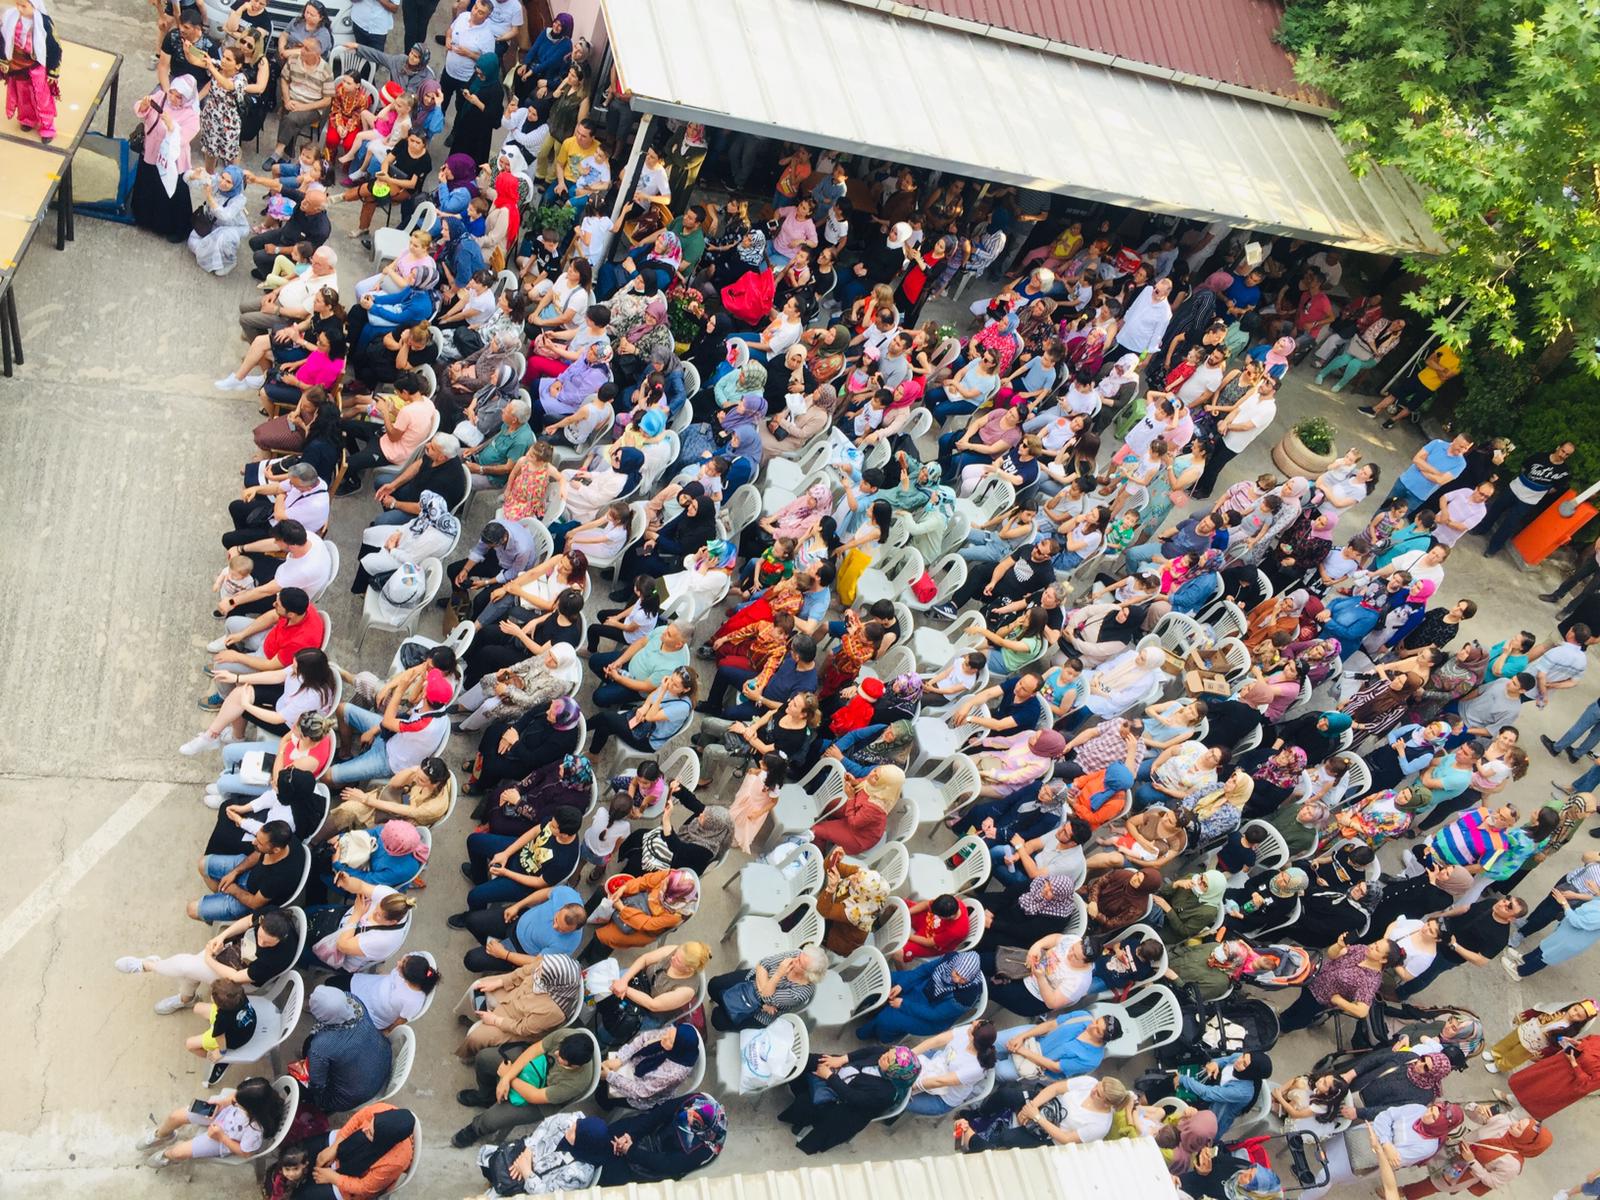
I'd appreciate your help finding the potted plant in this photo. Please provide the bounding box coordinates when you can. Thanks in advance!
[1273,415,1337,476]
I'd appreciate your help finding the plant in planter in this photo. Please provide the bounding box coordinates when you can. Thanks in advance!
[528,203,577,241]
[1273,415,1338,476]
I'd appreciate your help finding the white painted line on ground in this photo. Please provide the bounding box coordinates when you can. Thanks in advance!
[0,781,167,963]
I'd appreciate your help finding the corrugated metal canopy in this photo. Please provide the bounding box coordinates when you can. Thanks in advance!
[552,1136,1176,1200]
[602,0,1444,257]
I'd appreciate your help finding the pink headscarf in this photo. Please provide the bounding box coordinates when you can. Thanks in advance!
[772,481,832,540]
[1203,271,1234,295]
[139,76,201,169]
[1264,336,1296,370]
[380,820,429,863]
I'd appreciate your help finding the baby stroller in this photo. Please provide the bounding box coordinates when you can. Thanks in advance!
[1232,1130,1332,1195]
[1309,1000,1484,1076]
[1157,983,1282,1070]
[1213,939,1317,990]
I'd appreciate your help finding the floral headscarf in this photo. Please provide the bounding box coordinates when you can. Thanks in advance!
[674,1095,727,1157]
[879,1045,921,1099]
[1405,1051,1458,1095]
[1253,746,1307,790]
[678,806,734,859]
[890,672,924,706]
[833,866,889,931]
[559,754,594,789]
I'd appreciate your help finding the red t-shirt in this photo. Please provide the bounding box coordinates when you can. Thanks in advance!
[262,606,326,666]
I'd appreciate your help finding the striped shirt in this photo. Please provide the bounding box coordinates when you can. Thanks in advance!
[1428,809,1507,868]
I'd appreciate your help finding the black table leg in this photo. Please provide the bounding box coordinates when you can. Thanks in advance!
[64,165,75,243]
[56,166,66,249]
[106,71,119,137]
[1,290,15,377]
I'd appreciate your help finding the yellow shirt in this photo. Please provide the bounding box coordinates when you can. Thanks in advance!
[1418,345,1460,391]
[554,135,587,183]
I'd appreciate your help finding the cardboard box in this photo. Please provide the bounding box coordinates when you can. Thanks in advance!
[1184,668,1230,697]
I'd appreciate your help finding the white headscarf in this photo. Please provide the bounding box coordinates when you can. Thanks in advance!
[1,0,47,65]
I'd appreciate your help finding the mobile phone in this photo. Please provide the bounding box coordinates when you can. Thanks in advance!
[190,1099,217,1120]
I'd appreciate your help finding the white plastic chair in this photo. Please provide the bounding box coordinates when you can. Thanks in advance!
[1342,757,1373,803]
[861,642,917,687]
[761,464,831,518]
[388,619,476,679]
[764,436,833,496]
[855,546,926,607]
[912,610,987,671]
[907,834,992,898]
[1216,637,1253,684]
[876,798,918,848]
[1206,600,1248,643]
[722,842,825,940]
[732,896,824,968]
[373,201,436,267]
[807,945,892,1025]
[909,553,968,613]
[872,896,912,958]
[1088,984,1184,1057]
[939,509,972,559]
[854,840,909,893]
[355,557,446,653]
[1233,725,1264,757]
[388,1115,420,1193]
[251,908,307,994]
[953,476,1015,529]
[1154,612,1207,656]
[213,972,304,1069]
[518,517,554,568]
[901,753,981,826]
[401,951,439,1026]
[378,1023,417,1101]
[309,541,340,604]
[719,484,762,542]
[768,758,848,842]
[956,897,986,951]
[1242,819,1291,872]
[714,1012,809,1096]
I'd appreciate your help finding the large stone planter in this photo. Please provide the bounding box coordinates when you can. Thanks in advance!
[1272,428,1337,477]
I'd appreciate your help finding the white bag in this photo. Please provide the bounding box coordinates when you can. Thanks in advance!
[238,750,271,787]
[381,561,427,609]
[156,128,184,197]
[581,959,622,1009]
[738,1024,798,1094]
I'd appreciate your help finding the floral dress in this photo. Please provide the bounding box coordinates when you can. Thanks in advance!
[500,458,554,522]
[200,72,246,164]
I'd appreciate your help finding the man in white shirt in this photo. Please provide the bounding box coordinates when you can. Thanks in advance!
[348,0,399,49]
[1432,482,1494,547]
[216,520,333,618]
[1530,625,1595,706]
[1112,278,1173,358]
[1193,377,1277,499]
[1177,346,1227,407]
[441,0,495,110]
[238,241,338,337]
[1306,249,1344,290]
[483,0,523,48]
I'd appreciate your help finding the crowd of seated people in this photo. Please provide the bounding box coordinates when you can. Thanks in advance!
[116,14,1600,1193]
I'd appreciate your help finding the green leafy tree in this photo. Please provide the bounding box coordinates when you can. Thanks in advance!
[1281,0,1600,376]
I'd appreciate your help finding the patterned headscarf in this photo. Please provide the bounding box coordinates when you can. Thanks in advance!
[890,672,924,705]
[929,951,981,1001]
[532,953,582,1015]
[1019,874,1080,917]
[558,754,594,789]
[551,696,581,731]
[674,1095,727,1156]
[678,806,734,859]
[833,867,889,931]
[1269,867,1309,899]
[879,1044,921,1100]
[1405,1051,1458,1095]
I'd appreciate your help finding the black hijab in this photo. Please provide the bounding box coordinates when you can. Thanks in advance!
[338,1107,415,1176]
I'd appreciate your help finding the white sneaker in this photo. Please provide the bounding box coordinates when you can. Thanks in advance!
[1484,1057,1499,1074]
[1501,954,1523,978]
[203,791,226,809]
[214,375,247,391]
[217,727,241,746]
[206,635,229,653]
[180,733,221,756]
[135,1129,174,1151]
[204,782,220,795]
[146,1151,171,1169]
[114,956,146,974]
[241,372,266,388]
[153,994,189,1015]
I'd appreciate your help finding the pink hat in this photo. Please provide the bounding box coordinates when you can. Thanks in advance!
[424,668,455,705]
[380,820,428,863]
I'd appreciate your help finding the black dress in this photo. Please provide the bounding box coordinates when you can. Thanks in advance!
[473,710,580,793]
[447,79,503,168]
[131,159,195,243]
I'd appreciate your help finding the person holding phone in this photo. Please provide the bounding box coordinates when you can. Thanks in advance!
[137,1076,286,1167]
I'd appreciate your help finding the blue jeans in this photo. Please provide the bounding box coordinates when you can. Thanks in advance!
[988,845,1030,890]
[1123,542,1163,572]
[994,1022,1042,1084]
[198,854,252,922]
[1555,700,1600,755]
[960,529,1013,570]
[329,705,393,785]
[1571,761,1600,793]
[214,740,282,798]
[905,1091,956,1115]
[1382,482,1429,515]
[464,831,532,909]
